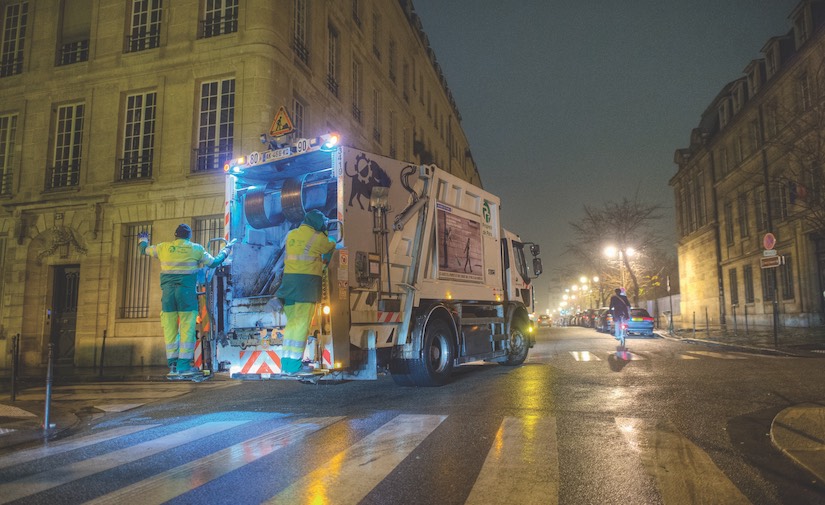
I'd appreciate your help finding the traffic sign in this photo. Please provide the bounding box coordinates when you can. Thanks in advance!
[763,232,776,250]
[762,249,777,257]
[269,106,294,137]
[760,255,784,269]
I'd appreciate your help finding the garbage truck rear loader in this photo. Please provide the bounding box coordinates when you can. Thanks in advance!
[215,134,542,386]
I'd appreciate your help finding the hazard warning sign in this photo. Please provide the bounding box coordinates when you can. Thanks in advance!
[269,106,294,137]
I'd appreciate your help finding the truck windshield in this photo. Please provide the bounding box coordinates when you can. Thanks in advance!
[512,241,531,285]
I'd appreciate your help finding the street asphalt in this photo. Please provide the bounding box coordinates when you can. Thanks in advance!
[1,326,825,485]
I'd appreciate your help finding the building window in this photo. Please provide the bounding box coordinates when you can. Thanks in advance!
[48,103,84,190]
[743,265,754,303]
[194,78,234,172]
[388,39,396,83]
[755,188,768,231]
[0,1,28,77]
[193,216,223,256]
[372,88,381,143]
[0,114,17,196]
[293,0,308,64]
[737,193,749,238]
[780,254,794,300]
[776,182,790,220]
[793,9,810,48]
[765,46,778,78]
[718,101,730,128]
[762,267,776,302]
[200,0,238,38]
[724,202,734,245]
[120,223,152,318]
[692,173,705,227]
[352,0,361,27]
[729,268,739,306]
[58,0,90,65]
[371,11,381,59]
[717,146,728,178]
[126,0,162,53]
[351,59,361,122]
[798,72,812,111]
[402,61,410,102]
[765,100,778,139]
[748,119,760,154]
[389,110,396,159]
[293,98,305,138]
[120,91,157,181]
[327,24,339,97]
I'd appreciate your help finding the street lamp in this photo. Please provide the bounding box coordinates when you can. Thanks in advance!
[604,246,635,288]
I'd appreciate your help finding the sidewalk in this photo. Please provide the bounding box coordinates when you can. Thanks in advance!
[0,365,177,451]
[664,325,825,483]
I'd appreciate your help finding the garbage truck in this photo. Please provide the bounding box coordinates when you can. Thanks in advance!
[210,132,542,386]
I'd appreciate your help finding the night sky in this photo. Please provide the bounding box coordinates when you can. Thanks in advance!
[412,0,799,309]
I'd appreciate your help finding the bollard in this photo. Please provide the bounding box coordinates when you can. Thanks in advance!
[732,305,738,335]
[43,342,55,434]
[744,305,749,336]
[705,307,709,335]
[10,333,19,402]
[99,329,107,378]
[693,312,696,338]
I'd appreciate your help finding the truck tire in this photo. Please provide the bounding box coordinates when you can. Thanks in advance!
[411,318,454,386]
[499,320,529,366]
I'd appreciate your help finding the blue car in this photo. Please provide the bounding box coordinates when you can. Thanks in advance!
[624,308,655,337]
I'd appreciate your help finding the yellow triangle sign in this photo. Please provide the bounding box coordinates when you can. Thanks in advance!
[269,107,295,137]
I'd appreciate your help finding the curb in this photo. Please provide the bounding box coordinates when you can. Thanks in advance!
[771,404,825,483]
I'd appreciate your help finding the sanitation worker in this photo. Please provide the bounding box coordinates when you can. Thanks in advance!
[138,224,233,377]
[276,210,336,375]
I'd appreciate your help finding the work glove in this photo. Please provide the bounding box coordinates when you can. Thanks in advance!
[137,231,149,245]
[219,239,237,258]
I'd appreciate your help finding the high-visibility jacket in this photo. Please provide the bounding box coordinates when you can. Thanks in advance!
[277,224,336,302]
[143,239,224,274]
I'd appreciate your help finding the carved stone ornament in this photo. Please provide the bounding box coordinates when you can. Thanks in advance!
[36,226,88,264]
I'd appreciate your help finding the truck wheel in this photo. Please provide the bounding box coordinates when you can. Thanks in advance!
[405,318,454,386]
[499,323,529,366]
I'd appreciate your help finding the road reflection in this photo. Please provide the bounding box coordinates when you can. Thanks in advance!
[608,346,633,372]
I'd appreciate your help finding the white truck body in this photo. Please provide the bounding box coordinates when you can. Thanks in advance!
[212,134,541,385]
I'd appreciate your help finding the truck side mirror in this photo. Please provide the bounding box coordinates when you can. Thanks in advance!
[532,257,543,277]
[529,244,540,256]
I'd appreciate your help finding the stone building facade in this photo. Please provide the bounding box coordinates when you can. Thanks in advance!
[0,0,480,371]
[671,0,825,329]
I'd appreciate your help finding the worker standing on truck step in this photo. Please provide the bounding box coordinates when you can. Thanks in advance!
[276,210,336,376]
[138,224,234,378]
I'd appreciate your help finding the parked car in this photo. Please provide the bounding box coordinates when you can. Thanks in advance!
[625,308,655,336]
[594,308,613,333]
[537,314,552,327]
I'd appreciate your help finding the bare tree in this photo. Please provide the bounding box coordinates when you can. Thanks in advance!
[567,193,665,306]
[767,42,825,235]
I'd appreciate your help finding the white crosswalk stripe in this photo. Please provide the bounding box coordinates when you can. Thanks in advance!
[0,421,246,504]
[0,412,754,504]
[556,349,779,362]
[0,424,158,470]
[85,417,343,505]
[616,417,751,504]
[465,416,559,505]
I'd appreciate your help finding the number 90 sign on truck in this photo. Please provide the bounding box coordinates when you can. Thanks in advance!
[210,133,542,386]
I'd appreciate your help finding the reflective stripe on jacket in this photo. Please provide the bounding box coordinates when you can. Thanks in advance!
[282,224,335,277]
[144,239,220,274]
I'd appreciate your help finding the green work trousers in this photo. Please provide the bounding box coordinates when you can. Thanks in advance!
[281,301,316,373]
[160,274,198,370]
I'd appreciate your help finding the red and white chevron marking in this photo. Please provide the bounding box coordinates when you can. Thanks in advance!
[377,312,401,323]
[238,350,283,375]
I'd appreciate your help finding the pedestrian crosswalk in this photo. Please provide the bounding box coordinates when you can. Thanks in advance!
[0,411,757,504]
